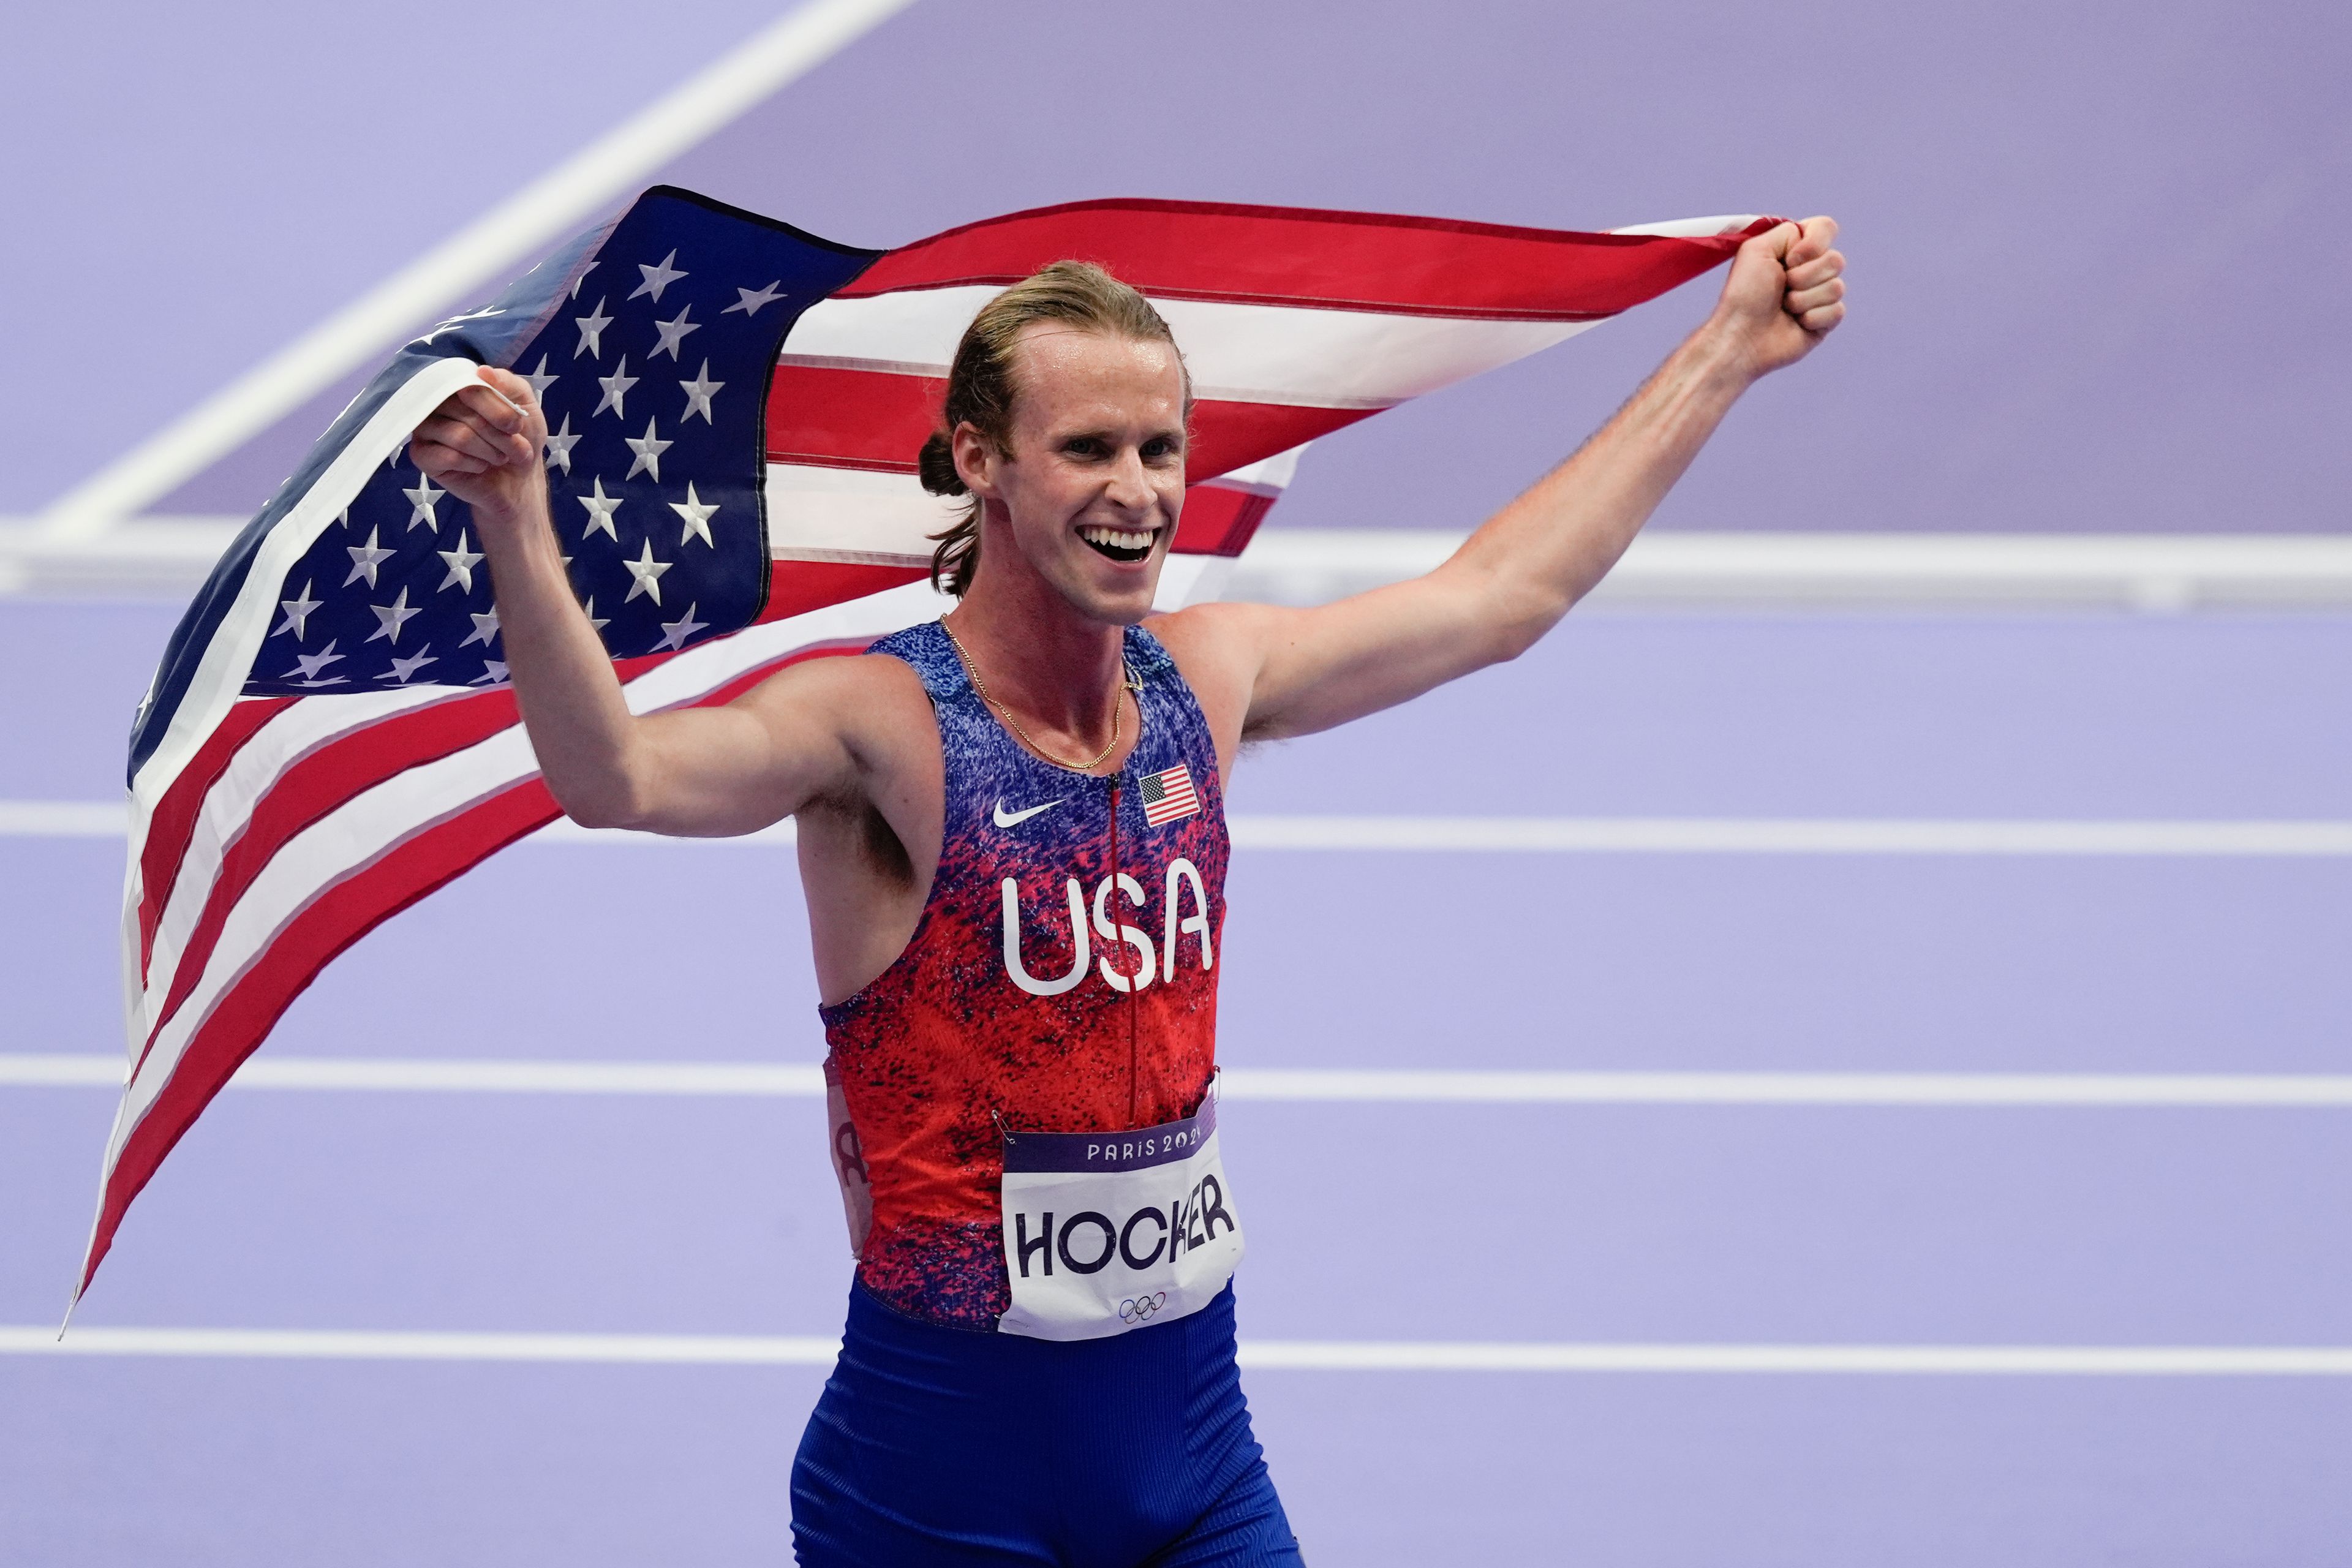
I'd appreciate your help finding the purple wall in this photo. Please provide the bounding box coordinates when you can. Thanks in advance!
[7,1,2345,533]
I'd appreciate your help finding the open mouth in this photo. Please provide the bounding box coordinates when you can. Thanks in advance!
[1080,525,1156,565]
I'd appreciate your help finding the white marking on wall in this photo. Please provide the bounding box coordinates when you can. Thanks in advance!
[10,802,2351,857]
[35,0,921,537]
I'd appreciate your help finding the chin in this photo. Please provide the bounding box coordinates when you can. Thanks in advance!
[1058,553,1163,624]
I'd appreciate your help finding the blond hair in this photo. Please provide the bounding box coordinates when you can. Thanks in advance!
[918,261,1186,597]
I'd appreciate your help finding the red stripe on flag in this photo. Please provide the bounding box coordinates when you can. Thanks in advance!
[1171,485,1277,558]
[767,363,1367,484]
[137,696,298,978]
[842,200,1760,320]
[766,364,932,475]
[755,561,931,623]
[88,636,873,1297]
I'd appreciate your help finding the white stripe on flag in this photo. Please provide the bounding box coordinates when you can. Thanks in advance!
[764,458,1303,565]
[765,464,962,564]
[784,291,1602,409]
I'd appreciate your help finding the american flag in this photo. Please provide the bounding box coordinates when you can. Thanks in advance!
[1137,763,1202,829]
[83,184,1766,1298]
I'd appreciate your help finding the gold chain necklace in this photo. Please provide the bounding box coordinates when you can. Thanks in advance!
[941,622,1136,773]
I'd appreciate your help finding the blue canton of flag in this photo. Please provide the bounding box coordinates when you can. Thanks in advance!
[130,190,882,772]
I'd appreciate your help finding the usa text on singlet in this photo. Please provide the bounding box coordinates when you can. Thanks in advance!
[820,620,1242,1338]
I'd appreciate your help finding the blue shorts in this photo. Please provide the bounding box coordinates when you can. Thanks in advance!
[791,1279,1304,1566]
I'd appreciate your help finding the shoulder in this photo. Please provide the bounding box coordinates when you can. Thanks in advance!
[1146,601,1293,693]
[1145,602,1295,777]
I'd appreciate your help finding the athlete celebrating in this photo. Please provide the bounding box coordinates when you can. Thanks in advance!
[410,216,1845,1566]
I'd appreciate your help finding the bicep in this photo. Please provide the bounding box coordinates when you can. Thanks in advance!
[622,660,867,837]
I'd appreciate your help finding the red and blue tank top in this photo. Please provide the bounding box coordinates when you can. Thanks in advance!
[820,619,1229,1330]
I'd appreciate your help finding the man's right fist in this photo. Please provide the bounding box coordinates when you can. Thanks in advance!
[409,366,548,527]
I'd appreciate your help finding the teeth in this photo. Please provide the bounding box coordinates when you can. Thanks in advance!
[1082,526,1153,551]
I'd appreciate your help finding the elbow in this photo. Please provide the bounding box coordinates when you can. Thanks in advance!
[556,796,629,832]
[1483,588,1577,665]
[546,769,655,832]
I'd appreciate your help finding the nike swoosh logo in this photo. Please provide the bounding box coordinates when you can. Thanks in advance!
[993,797,1065,829]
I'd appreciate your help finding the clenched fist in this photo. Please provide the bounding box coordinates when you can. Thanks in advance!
[409,366,550,530]
[1709,216,1846,381]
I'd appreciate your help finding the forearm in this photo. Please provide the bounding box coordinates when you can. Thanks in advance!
[472,488,654,827]
[1446,320,1754,652]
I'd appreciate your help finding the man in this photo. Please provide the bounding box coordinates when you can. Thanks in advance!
[412,214,1845,1566]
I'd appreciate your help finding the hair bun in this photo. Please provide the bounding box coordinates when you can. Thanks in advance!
[917,431,967,496]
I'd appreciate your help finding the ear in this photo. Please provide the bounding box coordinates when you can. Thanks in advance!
[951,422,1001,500]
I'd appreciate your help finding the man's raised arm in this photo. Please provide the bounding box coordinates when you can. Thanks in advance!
[1174,217,1846,745]
[409,368,864,837]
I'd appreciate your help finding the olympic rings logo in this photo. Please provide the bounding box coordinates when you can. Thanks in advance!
[1118,1292,1169,1324]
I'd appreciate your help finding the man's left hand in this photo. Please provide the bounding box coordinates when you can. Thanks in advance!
[1710,216,1846,381]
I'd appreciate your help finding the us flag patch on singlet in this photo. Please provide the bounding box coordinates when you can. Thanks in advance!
[1136,764,1201,827]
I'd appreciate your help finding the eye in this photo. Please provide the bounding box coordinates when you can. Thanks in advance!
[1142,435,1182,462]
[1062,436,1106,459]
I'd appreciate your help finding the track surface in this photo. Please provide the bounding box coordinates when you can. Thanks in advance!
[4,599,2350,1564]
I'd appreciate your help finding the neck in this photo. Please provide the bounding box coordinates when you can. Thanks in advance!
[943,531,1128,737]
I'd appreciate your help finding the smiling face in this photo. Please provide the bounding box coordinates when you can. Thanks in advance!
[953,323,1189,626]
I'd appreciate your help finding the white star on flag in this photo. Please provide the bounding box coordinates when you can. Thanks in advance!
[624,418,673,482]
[573,297,613,359]
[273,580,322,639]
[366,586,421,645]
[580,595,611,633]
[343,527,394,589]
[519,354,558,406]
[402,473,442,531]
[630,249,687,302]
[595,357,638,418]
[472,658,511,685]
[436,532,484,594]
[284,639,345,682]
[418,306,505,345]
[569,263,596,300]
[461,608,500,649]
[650,306,700,361]
[576,477,622,540]
[622,538,672,605]
[657,602,709,652]
[670,482,719,547]
[723,281,785,317]
[388,646,438,684]
[544,413,581,474]
[679,362,723,423]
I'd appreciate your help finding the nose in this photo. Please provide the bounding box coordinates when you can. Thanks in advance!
[1104,447,1155,513]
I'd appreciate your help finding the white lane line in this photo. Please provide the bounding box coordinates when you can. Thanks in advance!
[10,802,2352,856]
[34,0,919,537]
[6,1324,2348,1375]
[1236,1343,2352,1376]
[1229,816,2352,855]
[1,1325,840,1365]
[10,1055,2352,1107]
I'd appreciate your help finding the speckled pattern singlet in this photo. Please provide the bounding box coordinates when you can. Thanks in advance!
[820,619,1229,1330]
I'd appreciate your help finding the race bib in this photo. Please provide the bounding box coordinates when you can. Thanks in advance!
[996,1082,1245,1341]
